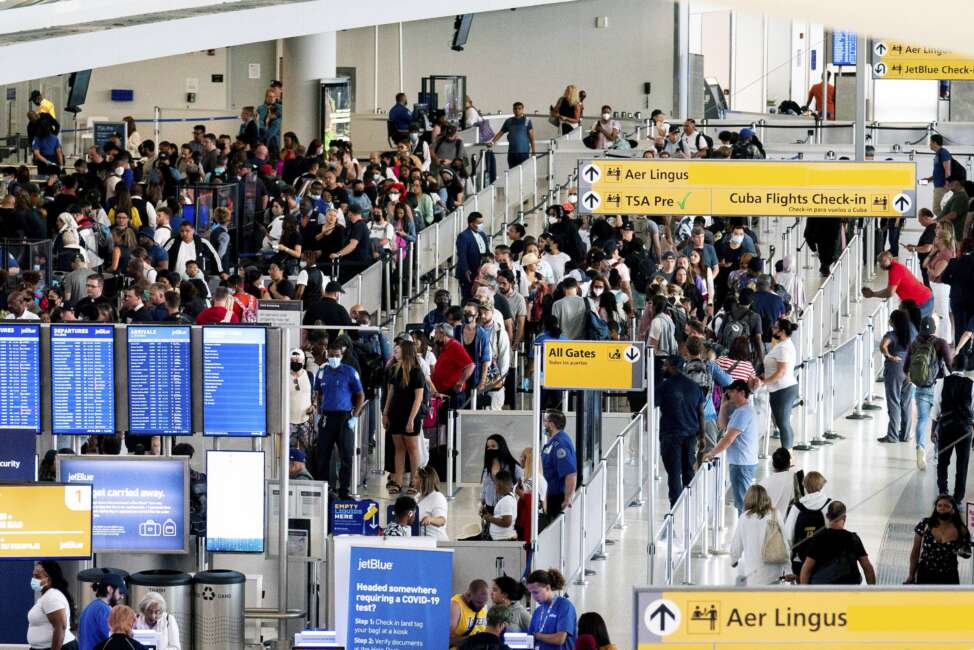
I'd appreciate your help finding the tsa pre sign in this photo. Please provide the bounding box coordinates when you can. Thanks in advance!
[543,341,645,390]
[634,587,974,646]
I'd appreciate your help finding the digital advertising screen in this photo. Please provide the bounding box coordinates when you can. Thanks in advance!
[0,324,40,432]
[58,456,188,554]
[0,483,92,559]
[51,324,115,435]
[206,450,265,553]
[127,326,192,435]
[202,327,267,436]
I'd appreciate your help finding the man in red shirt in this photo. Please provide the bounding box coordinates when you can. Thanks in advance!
[806,71,835,120]
[195,286,241,324]
[430,322,474,398]
[862,250,934,316]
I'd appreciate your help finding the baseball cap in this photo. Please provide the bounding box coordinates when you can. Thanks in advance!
[138,226,155,239]
[739,127,755,139]
[98,573,127,595]
[725,379,751,397]
[434,322,454,337]
[289,448,306,463]
[668,124,681,134]
[520,253,539,266]
[290,348,305,362]
[920,316,937,336]
[325,281,345,294]
[260,163,274,176]
[662,251,676,260]
[620,223,634,231]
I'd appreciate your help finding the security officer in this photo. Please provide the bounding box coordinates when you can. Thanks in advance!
[313,340,365,500]
[540,409,577,518]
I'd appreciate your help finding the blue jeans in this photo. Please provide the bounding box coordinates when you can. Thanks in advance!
[769,384,799,449]
[914,384,935,450]
[729,463,757,514]
[919,297,935,318]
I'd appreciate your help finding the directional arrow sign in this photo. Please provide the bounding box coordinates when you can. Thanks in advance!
[893,193,912,214]
[582,164,601,183]
[874,41,888,57]
[645,598,680,637]
[582,191,601,210]
[624,345,641,363]
[874,62,888,77]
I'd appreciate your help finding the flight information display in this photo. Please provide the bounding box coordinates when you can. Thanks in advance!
[51,325,115,435]
[202,327,267,436]
[127,326,192,435]
[0,324,40,432]
[833,31,857,66]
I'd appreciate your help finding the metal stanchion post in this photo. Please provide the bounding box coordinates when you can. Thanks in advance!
[350,415,362,499]
[862,318,883,410]
[793,361,812,451]
[811,354,831,446]
[574,493,589,586]
[631,414,645,506]
[683,487,692,584]
[846,334,872,420]
[594,463,609,560]
[446,413,456,499]
[615,442,625,530]
[646,349,657,585]
[665,517,674,585]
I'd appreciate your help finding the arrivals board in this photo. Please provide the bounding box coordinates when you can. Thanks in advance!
[0,324,40,432]
[51,324,115,434]
[202,327,267,436]
[127,326,192,435]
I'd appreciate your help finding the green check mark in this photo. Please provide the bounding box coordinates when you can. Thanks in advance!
[677,191,692,209]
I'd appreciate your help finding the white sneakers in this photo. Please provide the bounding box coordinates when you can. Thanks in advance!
[917,448,927,471]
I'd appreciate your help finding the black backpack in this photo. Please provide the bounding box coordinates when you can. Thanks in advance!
[950,157,967,183]
[695,132,714,155]
[939,374,974,430]
[626,249,657,294]
[790,498,831,573]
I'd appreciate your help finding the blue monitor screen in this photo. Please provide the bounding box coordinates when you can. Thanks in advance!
[202,327,267,436]
[0,324,40,432]
[833,31,857,66]
[51,324,115,435]
[59,456,187,553]
[127,326,192,435]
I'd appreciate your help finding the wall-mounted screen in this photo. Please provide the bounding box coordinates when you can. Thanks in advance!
[58,456,188,554]
[0,324,40,432]
[832,31,857,66]
[202,327,267,436]
[206,450,265,553]
[51,324,115,435]
[127,326,192,435]
[0,483,92,559]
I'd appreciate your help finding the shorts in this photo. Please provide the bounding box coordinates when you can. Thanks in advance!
[387,413,422,437]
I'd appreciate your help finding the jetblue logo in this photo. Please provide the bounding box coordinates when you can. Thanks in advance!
[68,472,94,482]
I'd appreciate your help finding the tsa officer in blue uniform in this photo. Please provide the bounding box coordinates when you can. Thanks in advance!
[313,340,365,499]
[541,409,577,518]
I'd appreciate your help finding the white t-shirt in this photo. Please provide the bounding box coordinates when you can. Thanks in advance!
[759,470,797,516]
[544,252,571,284]
[289,370,312,424]
[764,338,798,392]
[27,588,75,648]
[369,222,396,249]
[296,267,330,289]
[490,493,517,540]
[154,224,173,247]
[465,106,482,128]
[419,490,449,541]
[15,311,40,320]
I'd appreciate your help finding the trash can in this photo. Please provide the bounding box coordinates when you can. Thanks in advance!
[127,570,193,650]
[193,570,245,650]
[77,568,129,612]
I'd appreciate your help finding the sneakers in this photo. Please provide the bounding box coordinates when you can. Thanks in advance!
[916,448,927,471]
[877,436,897,443]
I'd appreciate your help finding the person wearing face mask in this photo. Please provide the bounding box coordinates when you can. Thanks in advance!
[407,124,430,172]
[590,105,621,150]
[906,495,972,584]
[28,561,77,650]
[456,211,490,301]
[456,300,493,400]
[423,289,453,335]
[347,179,372,214]
[368,207,396,258]
[312,340,365,499]
[78,574,127,650]
[288,349,315,452]
[544,205,584,263]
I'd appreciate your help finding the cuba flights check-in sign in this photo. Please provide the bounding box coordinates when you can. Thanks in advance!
[872,40,974,80]
[634,587,974,647]
[577,160,916,218]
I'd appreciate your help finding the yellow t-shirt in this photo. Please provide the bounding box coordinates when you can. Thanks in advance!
[38,98,56,120]
[450,594,486,649]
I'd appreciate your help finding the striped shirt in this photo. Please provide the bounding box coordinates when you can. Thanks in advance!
[716,356,756,382]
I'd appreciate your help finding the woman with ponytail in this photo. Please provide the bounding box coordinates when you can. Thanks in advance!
[526,569,576,649]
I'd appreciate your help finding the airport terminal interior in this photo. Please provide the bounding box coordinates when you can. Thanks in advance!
[2,0,974,648]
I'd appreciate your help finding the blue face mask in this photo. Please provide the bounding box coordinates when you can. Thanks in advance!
[327,357,341,369]
[31,578,43,592]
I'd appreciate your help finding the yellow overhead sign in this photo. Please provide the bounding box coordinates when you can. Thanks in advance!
[872,41,974,79]
[542,340,645,391]
[0,484,92,559]
[577,160,916,218]
[635,588,974,646]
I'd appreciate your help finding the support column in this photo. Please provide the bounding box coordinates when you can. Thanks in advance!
[854,33,867,161]
[282,32,337,146]
[676,0,690,118]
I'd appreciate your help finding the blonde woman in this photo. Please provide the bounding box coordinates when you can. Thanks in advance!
[924,223,956,342]
[730,485,790,585]
[552,85,582,135]
[135,592,181,650]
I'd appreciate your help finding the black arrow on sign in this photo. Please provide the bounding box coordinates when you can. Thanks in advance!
[583,193,599,208]
[894,195,910,211]
[650,604,677,633]
[583,166,599,181]
[875,63,887,76]
[625,348,639,361]
[875,43,887,56]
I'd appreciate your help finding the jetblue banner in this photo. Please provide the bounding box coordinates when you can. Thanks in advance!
[346,546,452,649]
[60,457,187,553]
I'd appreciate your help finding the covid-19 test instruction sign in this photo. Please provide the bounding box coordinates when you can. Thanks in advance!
[331,536,450,649]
